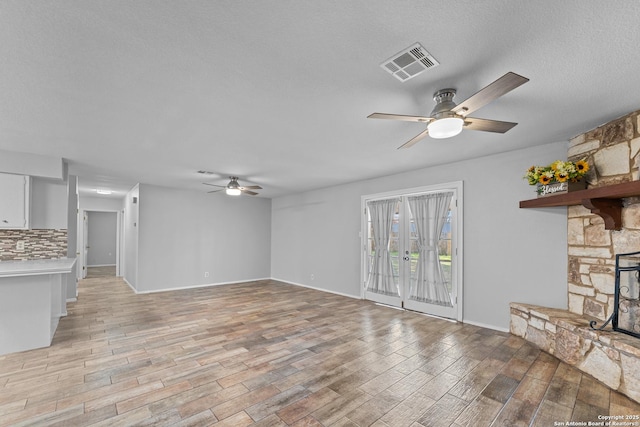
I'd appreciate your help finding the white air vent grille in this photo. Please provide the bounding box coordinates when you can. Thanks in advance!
[380,43,439,82]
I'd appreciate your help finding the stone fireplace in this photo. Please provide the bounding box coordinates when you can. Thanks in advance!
[567,111,640,320]
[511,109,640,403]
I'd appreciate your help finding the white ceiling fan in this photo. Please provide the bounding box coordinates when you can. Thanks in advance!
[203,176,262,196]
[368,72,529,148]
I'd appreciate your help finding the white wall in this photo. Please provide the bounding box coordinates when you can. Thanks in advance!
[271,141,570,331]
[87,211,117,266]
[123,185,139,289]
[135,184,271,293]
[30,177,67,229]
[66,175,78,300]
[80,196,124,212]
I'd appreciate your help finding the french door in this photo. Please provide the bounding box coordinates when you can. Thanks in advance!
[361,183,462,320]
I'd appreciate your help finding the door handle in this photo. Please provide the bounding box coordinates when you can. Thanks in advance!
[403,256,410,261]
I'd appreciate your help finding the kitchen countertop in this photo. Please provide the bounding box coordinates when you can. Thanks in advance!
[0,258,76,278]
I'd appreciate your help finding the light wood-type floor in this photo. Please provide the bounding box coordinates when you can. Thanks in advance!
[1,276,639,426]
[85,266,116,279]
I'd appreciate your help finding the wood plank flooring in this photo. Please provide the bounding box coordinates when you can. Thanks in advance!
[1,274,639,426]
[84,266,116,279]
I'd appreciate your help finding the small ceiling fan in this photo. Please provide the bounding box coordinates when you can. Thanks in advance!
[368,72,529,148]
[203,176,262,196]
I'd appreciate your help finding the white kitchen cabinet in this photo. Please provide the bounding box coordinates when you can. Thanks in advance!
[0,173,30,229]
[0,258,76,355]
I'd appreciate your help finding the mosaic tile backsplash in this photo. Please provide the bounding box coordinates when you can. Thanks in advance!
[0,229,67,261]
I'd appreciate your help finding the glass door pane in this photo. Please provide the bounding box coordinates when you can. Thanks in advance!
[439,209,453,294]
[409,211,419,286]
[364,199,402,307]
[390,205,400,292]
[404,197,457,319]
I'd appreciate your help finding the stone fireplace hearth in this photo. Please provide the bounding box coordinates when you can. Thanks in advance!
[510,303,640,403]
[511,109,640,404]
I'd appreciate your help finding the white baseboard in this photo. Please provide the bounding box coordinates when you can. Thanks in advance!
[270,277,361,300]
[268,280,512,333]
[132,277,272,294]
[66,298,77,303]
[462,319,509,333]
[86,264,116,268]
[122,277,137,293]
[131,276,360,299]
[87,275,511,333]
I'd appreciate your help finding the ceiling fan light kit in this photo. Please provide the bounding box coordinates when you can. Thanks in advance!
[203,176,262,196]
[368,71,529,148]
[225,178,241,196]
[427,117,464,139]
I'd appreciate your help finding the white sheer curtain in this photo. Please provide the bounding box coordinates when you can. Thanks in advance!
[408,192,454,306]
[366,198,400,297]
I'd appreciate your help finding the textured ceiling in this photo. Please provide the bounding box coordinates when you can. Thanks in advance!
[1,1,640,198]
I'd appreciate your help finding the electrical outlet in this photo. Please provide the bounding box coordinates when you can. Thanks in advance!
[204,272,209,278]
[16,241,25,251]
[310,274,315,281]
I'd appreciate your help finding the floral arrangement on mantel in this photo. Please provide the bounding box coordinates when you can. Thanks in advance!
[525,159,590,196]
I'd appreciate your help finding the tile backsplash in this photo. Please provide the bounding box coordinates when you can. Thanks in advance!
[0,229,67,261]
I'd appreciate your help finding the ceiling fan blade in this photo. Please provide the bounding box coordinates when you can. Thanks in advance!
[398,129,430,149]
[463,117,518,133]
[242,185,262,190]
[241,189,259,196]
[207,189,223,193]
[368,112,432,123]
[203,182,225,188]
[452,72,529,117]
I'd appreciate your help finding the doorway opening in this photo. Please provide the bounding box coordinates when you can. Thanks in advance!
[81,210,121,279]
[361,181,463,321]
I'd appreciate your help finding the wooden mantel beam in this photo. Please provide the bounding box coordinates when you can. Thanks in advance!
[520,180,640,230]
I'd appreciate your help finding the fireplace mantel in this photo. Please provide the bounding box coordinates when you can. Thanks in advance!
[519,180,640,230]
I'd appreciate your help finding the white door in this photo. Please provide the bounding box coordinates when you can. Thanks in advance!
[363,198,404,308]
[362,183,462,320]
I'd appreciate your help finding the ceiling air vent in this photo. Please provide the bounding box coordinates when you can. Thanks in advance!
[380,43,439,82]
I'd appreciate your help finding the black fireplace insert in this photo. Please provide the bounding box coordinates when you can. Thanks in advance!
[590,250,640,338]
